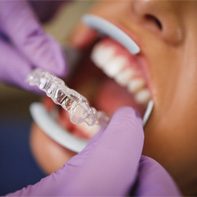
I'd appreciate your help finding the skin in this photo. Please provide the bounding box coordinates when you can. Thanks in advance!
[30,123,75,174]
[31,0,197,195]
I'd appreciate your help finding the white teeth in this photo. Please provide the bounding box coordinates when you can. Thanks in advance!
[115,68,135,86]
[134,89,151,104]
[128,78,145,93]
[91,43,151,106]
[103,56,126,77]
[91,45,115,68]
[77,122,100,137]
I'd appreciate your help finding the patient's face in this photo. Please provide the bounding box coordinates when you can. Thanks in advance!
[30,0,197,195]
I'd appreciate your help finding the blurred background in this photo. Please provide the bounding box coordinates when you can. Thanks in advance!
[0,1,93,195]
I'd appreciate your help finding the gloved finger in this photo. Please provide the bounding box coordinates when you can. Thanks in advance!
[8,107,144,196]
[0,0,66,76]
[0,38,39,91]
[64,107,144,195]
[135,156,181,196]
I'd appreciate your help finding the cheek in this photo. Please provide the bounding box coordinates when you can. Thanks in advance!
[143,46,197,192]
[30,123,76,174]
[137,29,181,111]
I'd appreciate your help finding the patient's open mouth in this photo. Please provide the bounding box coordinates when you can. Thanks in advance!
[42,35,152,140]
[32,15,153,151]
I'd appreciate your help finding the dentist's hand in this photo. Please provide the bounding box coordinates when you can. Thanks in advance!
[9,107,180,196]
[0,1,66,90]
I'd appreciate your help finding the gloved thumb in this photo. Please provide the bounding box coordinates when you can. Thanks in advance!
[134,156,181,196]
[8,107,144,196]
[62,106,145,195]
[0,0,66,76]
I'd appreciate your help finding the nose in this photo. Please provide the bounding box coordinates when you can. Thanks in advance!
[132,0,184,45]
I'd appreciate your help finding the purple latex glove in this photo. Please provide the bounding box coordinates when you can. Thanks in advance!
[8,107,181,196]
[0,0,66,90]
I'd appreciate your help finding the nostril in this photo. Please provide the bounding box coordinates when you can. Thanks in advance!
[132,1,183,45]
[144,14,163,31]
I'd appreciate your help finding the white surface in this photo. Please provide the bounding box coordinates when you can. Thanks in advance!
[30,102,88,153]
[143,100,154,126]
[82,14,140,55]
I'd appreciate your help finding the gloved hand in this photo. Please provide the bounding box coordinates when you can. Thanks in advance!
[8,107,181,196]
[0,0,66,90]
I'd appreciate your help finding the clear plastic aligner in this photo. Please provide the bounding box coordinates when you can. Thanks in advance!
[27,69,109,127]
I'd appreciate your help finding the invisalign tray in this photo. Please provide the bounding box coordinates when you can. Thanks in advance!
[27,69,109,127]
[28,69,153,153]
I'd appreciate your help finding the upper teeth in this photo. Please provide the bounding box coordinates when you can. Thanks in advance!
[128,78,145,93]
[103,57,126,77]
[92,45,116,68]
[91,43,151,105]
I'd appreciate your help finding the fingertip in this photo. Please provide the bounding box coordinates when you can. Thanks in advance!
[138,156,181,196]
[110,106,143,130]
[98,106,144,157]
[35,34,67,77]
[140,155,157,168]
